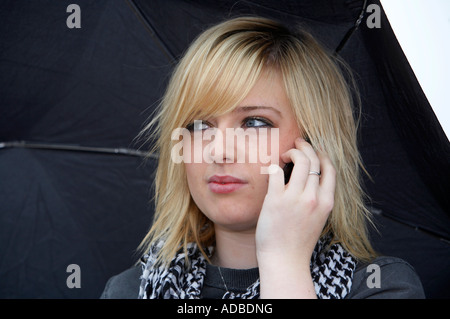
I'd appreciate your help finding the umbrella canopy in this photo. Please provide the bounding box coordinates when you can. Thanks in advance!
[1,0,449,298]
[0,0,162,298]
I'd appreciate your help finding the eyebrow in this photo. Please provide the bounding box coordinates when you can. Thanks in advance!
[234,106,282,116]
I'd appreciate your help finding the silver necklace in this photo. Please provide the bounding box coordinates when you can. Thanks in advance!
[217,266,230,294]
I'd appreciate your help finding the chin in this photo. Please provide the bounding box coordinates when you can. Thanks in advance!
[206,206,260,231]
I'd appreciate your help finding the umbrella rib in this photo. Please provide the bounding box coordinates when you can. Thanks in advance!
[125,0,176,63]
[334,0,368,55]
[371,207,450,245]
[0,141,158,159]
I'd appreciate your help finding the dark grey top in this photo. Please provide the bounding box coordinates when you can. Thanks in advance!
[100,256,425,299]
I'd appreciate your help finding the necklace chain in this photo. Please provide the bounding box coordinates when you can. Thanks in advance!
[217,266,229,293]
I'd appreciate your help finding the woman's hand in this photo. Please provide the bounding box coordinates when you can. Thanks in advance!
[255,137,336,298]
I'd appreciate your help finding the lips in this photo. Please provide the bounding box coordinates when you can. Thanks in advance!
[208,175,247,194]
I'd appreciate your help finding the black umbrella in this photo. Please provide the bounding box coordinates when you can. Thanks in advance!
[0,0,163,298]
[1,0,449,298]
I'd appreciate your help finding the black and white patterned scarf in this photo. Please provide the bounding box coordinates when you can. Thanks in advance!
[138,236,356,299]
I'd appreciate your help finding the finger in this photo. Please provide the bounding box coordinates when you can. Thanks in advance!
[317,151,336,206]
[280,138,320,192]
[281,148,309,191]
[294,138,321,191]
[266,164,284,195]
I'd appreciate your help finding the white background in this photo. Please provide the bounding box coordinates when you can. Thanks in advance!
[380,0,450,139]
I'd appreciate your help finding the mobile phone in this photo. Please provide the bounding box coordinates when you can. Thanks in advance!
[283,162,294,185]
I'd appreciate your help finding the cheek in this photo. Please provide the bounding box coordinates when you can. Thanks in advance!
[184,163,204,191]
[249,129,281,167]
[246,163,270,199]
[277,128,301,164]
[184,163,211,212]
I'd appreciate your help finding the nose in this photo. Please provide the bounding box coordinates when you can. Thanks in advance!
[207,127,236,164]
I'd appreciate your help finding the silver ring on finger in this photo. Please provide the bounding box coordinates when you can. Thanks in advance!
[308,170,321,177]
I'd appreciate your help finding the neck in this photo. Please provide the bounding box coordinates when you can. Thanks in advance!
[212,225,258,269]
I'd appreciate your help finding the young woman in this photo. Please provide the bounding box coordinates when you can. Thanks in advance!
[101,16,424,299]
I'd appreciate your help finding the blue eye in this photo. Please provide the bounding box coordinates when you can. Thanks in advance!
[244,117,273,128]
[186,120,211,131]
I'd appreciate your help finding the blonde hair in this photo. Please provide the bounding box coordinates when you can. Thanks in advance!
[138,16,376,266]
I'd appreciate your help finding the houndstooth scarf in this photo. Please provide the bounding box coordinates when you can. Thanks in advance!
[138,236,356,299]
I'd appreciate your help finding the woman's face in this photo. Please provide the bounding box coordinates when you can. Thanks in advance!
[184,71,301,232]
